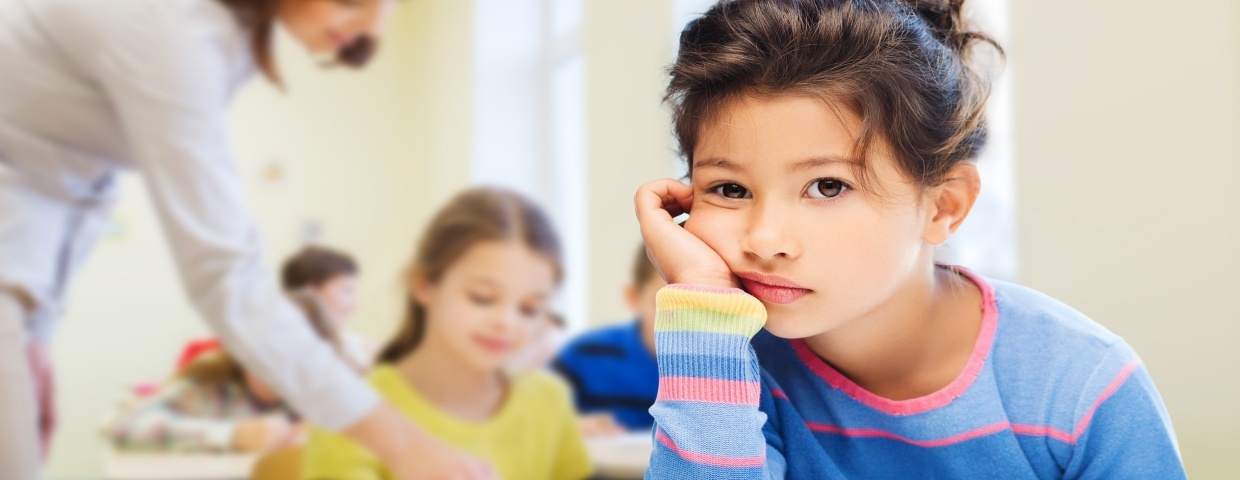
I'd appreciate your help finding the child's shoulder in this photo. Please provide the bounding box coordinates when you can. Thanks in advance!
[511,369,575,400]
[507,370,579,422]
[989,279,1131,361]
[987,279,1144,416]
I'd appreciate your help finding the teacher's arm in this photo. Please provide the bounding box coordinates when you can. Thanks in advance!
[88,2,494,478]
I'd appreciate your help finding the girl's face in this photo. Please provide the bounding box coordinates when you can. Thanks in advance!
[278,0,395,55]
[686,94,941,339]
[412,240,557,373]
[312,274,359,323]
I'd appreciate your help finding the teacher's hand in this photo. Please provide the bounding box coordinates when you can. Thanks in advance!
[347,403,499,480]
[26,340,55,460]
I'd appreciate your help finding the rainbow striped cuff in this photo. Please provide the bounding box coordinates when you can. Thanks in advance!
[655,285,767,406]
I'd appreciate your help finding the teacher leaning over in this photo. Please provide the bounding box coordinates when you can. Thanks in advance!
[0,0,497,478]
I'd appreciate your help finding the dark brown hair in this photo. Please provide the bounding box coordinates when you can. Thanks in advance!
[631,243,658,287]
[180,290,363,386]
[668,0,1003,188]
[215,0,382,85]
[377,187,563,364]
[281,245,358,290]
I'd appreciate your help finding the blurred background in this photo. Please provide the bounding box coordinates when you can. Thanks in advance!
[42,0,1238,478]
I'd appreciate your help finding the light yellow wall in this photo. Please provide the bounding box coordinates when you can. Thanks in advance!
[1010,0,1240,476]
[43,0,1239,477]
[583,0,680,327]
[45,2,474,477]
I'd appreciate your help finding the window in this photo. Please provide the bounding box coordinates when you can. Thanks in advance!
[473,0,588,330]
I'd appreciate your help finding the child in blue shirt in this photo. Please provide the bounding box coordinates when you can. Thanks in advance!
[554,244,666,434]
[634,0,1186,478]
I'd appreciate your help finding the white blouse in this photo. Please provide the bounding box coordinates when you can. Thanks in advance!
[0,0,377,430]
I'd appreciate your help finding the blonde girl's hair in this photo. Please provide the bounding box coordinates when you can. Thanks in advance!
[377,187,563,364]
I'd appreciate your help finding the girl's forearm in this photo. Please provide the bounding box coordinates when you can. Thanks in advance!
[645,285,777,479]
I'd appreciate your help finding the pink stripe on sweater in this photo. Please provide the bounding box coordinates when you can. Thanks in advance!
[791,265,999,416]
[1013,359,1143,444]
[656,431,765,468]
[807,420,1012,448]
[1010,424,1075,443]
[1072,359,1142,438]
[658,377,761,406]
[803,360,1144,447]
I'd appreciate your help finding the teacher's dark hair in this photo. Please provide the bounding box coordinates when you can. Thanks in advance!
[215,0,381,85]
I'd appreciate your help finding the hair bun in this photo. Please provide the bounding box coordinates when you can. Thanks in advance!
[904,0,985,56]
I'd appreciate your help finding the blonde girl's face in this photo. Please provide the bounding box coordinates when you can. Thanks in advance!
[413,240,558,373]
[278,0,396,55]
[685,93,939,339]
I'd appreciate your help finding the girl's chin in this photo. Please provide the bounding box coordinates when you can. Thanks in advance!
[762,315,832,340]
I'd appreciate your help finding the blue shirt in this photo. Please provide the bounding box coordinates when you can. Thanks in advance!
[553,320,660,430]
[645,268,1186,479]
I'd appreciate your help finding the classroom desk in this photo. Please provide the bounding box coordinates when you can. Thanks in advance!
[585,431,654,480]
[102,449,257,480]
[104,434,654,480]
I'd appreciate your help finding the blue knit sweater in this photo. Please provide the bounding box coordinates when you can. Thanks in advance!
[645,268,1185,479]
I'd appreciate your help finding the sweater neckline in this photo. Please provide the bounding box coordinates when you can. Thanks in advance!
[788,265,999,416]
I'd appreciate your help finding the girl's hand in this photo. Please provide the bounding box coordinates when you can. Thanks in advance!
[635,179,737,289]
[232,415,294,453]
[578,414,625,438]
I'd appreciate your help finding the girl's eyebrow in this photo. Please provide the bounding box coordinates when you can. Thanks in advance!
[694,156,860,172]
[789,156,861,172]
[693,157,743,171]
[463,275,500,288]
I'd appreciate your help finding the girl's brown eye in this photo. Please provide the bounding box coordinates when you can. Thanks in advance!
[712,183,751,199]
[468,292,495,306]
[520,305,542,319]
[807,178,848,199]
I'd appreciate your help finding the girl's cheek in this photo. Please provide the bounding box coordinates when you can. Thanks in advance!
[686,209,737,253]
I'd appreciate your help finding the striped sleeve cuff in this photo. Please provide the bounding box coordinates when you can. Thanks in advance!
[654,285,767,407]
[655,285,766,338]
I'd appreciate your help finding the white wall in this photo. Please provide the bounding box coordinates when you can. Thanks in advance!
[46,2,474,476]
[1010,0,1240,476]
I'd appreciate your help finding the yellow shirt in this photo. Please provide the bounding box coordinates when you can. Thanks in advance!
[301,365,592,480]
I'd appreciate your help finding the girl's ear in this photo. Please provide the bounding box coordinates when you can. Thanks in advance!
[922,163,981,246]
[623,284,640,312]
[408,272,436,308]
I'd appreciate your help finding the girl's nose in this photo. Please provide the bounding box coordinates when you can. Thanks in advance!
[739,200,803,262]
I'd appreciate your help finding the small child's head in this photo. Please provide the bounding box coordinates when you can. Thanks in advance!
[625,244,667,331]
[281,246,360,323]
[668,0,1000,337]
[377,187,563,373]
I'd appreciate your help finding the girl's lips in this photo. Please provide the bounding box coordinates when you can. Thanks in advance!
[735,272,812,305]
[326,31,353,48]
[473,336,510,354]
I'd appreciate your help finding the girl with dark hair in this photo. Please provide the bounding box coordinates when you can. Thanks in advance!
[0,0,489,478]
[282,245,373,366]
[302,187,592,480]
[636,0,1185,477]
